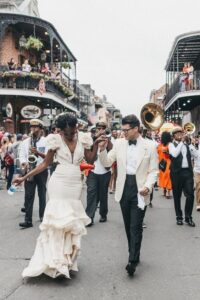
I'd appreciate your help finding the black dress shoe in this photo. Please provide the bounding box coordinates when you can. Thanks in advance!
[86,218,94,227]
[21,207,26,213]
[19,221,33,228]
[176,219,183,225]
[99,216,107,223]
[125,262,136,277]
[185,218,195,227]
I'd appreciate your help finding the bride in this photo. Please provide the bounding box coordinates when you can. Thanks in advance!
[14,113,101,279]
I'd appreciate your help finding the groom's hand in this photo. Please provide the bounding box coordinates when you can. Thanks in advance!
[95,135,108,151]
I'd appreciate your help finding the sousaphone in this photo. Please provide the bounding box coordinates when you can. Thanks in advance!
[140,103,164,130]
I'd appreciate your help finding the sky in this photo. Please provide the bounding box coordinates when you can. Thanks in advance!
[39,0,200,118]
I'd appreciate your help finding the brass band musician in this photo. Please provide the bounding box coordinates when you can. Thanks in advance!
[19,119,48,228]
[168,126,195,227]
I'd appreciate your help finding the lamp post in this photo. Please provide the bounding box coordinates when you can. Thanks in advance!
[19,35,27,49]
[41,52,47,62]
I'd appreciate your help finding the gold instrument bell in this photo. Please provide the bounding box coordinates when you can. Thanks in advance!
[140,103,164,130]
[183,122,196,135]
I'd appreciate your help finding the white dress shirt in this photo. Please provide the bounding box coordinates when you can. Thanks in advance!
[126,139,140,175]
[92,149,110,175]
[189,145,200,173]
[168,141,189,168]
[19,136,47,166]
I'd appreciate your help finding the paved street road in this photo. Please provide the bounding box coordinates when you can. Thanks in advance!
[1,186,200,300]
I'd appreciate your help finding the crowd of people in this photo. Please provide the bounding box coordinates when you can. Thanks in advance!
[1,57,61,79]
[0,113,199,280]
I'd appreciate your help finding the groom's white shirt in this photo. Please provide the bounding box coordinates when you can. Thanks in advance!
[99,135,158,205]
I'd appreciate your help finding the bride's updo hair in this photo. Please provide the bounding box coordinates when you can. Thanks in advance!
[55,113,77,130]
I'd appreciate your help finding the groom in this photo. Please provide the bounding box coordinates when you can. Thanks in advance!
[98,114,158,276]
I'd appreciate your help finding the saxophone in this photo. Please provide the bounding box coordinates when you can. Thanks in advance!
[27,135,38,182]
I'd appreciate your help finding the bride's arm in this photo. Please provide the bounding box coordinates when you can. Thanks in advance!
[84,142,98,164]
[84,136,113,164]
[13,149,55,185]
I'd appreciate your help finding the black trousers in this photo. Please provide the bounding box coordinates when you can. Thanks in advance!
[24,169,48,223]
[6,164,14,190]
[170,169,194,220]
[86,171,111,219]
[120,175,146,264]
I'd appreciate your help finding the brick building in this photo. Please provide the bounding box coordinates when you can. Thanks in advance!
[0,1,79,132]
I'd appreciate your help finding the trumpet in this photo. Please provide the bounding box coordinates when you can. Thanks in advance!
[183,122,196,135]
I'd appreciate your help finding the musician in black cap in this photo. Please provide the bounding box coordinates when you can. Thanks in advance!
[169,126,195,227]
[19,119,48,228]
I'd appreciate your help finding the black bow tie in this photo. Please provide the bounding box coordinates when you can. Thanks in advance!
[128,140,137,146]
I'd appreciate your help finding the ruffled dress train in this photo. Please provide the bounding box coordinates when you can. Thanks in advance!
[22,133,92,279]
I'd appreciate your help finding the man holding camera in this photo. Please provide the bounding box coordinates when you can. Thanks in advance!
[19,119,48,228]
[85,122,112,226]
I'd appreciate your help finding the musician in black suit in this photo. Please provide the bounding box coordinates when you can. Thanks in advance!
[168,127,195,227]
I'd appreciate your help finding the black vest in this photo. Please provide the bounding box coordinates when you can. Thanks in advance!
[170,142,193,174]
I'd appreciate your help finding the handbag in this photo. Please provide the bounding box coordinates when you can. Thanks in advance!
[159,158,167,172]
[4,153,14,166]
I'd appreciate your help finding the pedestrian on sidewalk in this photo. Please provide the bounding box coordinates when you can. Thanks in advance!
[98,114,158,277]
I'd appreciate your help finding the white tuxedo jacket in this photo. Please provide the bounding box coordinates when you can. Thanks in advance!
[99,136,158,205]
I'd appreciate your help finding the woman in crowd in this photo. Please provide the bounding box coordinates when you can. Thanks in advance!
[41,62,51,76]
[187,62,194,90]
[157,131,172,199]
[13,113,101,279]
[22,59,31,73]
[0,135,14,190]
[7,58,16,70]
[181,62,189,91]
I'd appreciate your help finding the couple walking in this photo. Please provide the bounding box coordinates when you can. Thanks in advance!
[14,113,158,279]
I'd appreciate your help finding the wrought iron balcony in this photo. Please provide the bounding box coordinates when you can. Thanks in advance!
[165,71,200,106]
[0,71,75,100]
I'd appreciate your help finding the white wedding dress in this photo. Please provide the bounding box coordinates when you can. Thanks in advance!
[22,133,92,279]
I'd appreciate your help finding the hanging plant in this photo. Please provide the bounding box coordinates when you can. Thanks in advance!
[61,62,71,69]
[25,36,43,51]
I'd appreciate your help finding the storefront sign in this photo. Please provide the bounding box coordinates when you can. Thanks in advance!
[21,105,42,119]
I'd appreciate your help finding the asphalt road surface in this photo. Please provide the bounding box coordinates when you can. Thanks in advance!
[1,185,200,300]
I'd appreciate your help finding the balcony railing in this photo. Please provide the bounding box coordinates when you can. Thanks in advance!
[61,72,76,91]
[0,71,75,100]
[165,71,200,105]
